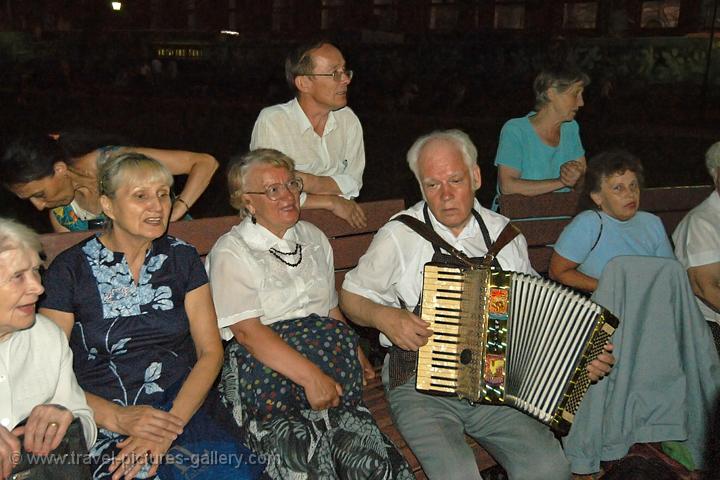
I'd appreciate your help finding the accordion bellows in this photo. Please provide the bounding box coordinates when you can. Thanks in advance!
[416,263,619,435]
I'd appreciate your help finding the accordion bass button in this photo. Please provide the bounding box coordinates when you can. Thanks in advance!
[460,348,473,364]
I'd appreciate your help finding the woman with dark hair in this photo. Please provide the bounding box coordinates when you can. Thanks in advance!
[493,66,590,209]
[549,149,674,292]
[0,130,218,232]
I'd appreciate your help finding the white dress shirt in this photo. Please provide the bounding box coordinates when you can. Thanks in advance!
[206,217,338,340]
[0,314,97,446]
[673,190,720,325]
[342,200,534,346]
[250,98,365,200]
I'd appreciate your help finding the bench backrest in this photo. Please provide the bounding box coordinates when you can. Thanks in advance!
[498,185,713,275]
[39,198,406,291]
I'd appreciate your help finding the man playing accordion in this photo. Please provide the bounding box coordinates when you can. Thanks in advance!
[340,129,615,480]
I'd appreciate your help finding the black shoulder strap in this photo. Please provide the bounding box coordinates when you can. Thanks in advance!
[481,222,521,267]
[393,214,476,269]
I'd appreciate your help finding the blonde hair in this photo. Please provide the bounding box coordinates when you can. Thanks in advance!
[98,152,173,198]
[227,149,295,218]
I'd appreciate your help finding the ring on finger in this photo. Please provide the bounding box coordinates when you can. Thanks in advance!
[48,422,59,429]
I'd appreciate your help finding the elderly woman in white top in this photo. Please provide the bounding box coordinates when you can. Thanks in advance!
[673,141,720,350]
[0,218,96,478]
[206,149,411,480]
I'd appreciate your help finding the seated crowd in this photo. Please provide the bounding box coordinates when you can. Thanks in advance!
[0,39,718,480]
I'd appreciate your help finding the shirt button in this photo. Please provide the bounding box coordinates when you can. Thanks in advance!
[0,418,9,427]
[0,375,6,382]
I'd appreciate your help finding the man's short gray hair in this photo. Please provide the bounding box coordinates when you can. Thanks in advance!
[705,141,720,182]
[406,129,480,193]
[0,218,41,255]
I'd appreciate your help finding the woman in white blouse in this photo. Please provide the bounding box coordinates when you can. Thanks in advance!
[0,217,96,478]
[206,149,411,480]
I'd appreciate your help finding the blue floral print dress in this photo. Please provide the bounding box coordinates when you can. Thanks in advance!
[41,235,264,480]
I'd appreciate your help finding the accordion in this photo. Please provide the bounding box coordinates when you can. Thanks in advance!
[416,263,618,434]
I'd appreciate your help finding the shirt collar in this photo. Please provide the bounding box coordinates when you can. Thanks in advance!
[709,189,720,208]
[237,216,305,251]
[425,199,482,243]
[290,98,337,136]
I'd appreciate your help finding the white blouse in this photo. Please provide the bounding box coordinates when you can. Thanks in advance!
[0,315,97,446]
[206,217,338,340]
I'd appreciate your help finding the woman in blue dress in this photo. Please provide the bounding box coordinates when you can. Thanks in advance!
[549,149,674,292]
[39,152,263,479]
[493,66,589,210]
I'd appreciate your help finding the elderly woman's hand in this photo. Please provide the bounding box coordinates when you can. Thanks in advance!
[587,343,615,382]
[114,405,184,444]
[560,161,584,188]
[109,435,172,480]
[13,404,73,456]
[303,366,343,410]
[0,426,20,480]
[329,197,367,229]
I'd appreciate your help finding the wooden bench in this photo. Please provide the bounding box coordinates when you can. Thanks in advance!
[498,185,714,275]
[38,198,498,479]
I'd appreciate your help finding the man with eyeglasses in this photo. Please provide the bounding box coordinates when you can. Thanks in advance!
[250,40,367,229]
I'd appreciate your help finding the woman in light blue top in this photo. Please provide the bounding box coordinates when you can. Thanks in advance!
[493,66,589,209]
[549,149,675,292]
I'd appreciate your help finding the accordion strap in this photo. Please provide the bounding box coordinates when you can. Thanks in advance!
[481,222,521,267]
[393,214,476,268]
[393,214,521,268]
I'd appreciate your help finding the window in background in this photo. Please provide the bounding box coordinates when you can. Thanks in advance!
[321,0,344,30]
[429,0,459,31]
[272,0,295,31]
[640,0,681,28]
[373,0,398,31]
[494,1,525,29]
[563,2,598,29]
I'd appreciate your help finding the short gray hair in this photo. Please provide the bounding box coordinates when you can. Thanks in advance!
[227,149,295,218]
[705,141,720,182]
[0,218,41,255]
[406,129,480,195]
[533,67,590,111]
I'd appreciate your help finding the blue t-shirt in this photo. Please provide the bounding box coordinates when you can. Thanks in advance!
[553,210,675,279]
[494,113,585,202]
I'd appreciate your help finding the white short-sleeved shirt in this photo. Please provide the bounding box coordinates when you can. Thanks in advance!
[342,200,534,346]
[206,217,338,340]
[0,315,97,446]
[673,190,720,325]
[249,98,365,200]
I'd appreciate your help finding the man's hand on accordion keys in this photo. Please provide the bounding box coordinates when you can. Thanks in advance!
[383,309,433,351]
[586,343,615,382]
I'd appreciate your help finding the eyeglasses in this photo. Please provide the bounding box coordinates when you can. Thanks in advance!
[245,178,304,201]
[304,69,354,82]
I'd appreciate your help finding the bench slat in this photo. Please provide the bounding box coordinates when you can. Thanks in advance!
[513,220,571,247]
[499,191,580,219]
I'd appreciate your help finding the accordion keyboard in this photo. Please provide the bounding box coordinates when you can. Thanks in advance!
[416,264,486,397]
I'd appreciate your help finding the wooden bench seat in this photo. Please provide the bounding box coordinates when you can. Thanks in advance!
[498,185,714,275]
[38,198,498,479]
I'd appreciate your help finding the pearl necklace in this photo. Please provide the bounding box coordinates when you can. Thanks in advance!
[269,243,303,267]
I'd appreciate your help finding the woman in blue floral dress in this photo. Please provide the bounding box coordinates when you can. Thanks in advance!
[40,153,263,480]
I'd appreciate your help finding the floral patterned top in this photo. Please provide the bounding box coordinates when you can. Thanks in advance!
[40,234,207,406]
